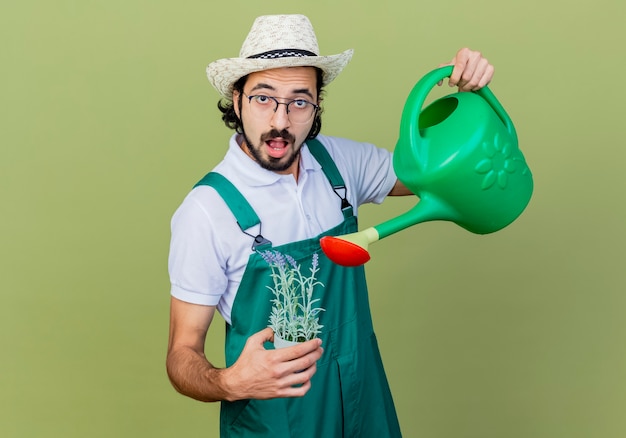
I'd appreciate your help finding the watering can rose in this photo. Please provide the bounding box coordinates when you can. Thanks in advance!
[259,250,325,346]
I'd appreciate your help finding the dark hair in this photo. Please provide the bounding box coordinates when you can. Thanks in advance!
[217,68,325,140]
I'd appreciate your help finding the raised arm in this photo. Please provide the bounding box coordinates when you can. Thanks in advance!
[166,297,324,402]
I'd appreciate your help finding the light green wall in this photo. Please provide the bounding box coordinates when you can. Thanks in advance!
[2,1,625,437]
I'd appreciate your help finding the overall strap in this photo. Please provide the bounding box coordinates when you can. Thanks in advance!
[194,172,271,250]
[306,138,354,218]
[193,139,352,249]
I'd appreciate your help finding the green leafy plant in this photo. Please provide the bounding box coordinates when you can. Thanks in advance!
[260,250,325,343]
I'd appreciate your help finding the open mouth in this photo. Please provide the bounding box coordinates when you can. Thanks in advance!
[265,138,289,158]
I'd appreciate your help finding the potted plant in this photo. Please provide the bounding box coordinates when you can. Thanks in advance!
[259,250,325,349]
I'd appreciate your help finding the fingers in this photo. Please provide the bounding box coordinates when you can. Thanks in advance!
[282,344,324,376]
[274,338,323,361]
[271,338,324,384]
[274,361,318,397]
[272,342,326,397]
[477,64,495,89]
[230,332,324,400]
[258,342,323,399]
[457,57,492,91]
[446,48,494,91]
[252,327,276,344]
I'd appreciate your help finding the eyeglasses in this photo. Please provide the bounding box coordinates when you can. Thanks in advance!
[243,93,319,124]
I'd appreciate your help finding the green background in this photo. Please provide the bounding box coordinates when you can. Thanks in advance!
[2,1,624,437]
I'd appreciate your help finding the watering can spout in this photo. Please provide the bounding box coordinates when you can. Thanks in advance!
[321,197,452,267]
[321,66,533,267]
[320,228,379,267]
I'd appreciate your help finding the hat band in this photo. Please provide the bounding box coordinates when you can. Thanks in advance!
[247,49,318,60]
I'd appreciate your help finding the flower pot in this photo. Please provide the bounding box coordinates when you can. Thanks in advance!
[273,333,301,349]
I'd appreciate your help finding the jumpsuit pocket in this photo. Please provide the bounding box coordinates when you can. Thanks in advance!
[335,335,403,438]
[336,353,359,437]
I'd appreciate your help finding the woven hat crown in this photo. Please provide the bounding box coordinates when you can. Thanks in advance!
[206,14,353,99]
[239,15,320,58]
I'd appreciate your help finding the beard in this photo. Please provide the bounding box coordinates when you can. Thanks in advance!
[241,128,302,172]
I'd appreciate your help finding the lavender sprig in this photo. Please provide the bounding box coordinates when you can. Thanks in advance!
[260,250,325,343]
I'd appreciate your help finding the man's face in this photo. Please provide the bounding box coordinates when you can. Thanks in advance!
[233,67,319,178]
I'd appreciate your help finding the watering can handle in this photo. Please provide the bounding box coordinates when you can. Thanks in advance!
[402,65,517,142]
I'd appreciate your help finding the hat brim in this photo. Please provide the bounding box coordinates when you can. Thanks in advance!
[207,49,354,99]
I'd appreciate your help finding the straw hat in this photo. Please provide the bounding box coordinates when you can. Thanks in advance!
[207,14,354,99]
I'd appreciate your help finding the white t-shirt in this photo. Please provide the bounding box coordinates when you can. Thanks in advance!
[168,133,397,324]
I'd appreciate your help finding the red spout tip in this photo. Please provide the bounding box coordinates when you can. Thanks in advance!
[320,236,371,267]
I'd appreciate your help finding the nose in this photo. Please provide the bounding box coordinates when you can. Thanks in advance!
[270,102,291,130]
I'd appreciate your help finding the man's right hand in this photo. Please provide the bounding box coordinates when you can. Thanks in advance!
[222,327,324,401]
[167,298,323,403]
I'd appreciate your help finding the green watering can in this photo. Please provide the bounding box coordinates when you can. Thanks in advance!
[321,66,533,266]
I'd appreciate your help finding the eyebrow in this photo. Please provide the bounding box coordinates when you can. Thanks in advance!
[249,82,314,100]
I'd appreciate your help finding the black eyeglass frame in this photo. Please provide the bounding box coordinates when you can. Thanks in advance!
[243,93,320,123]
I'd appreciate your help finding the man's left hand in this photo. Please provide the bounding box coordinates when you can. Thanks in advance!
[442,48,494,92]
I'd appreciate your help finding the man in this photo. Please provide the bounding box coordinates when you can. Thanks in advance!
[167,14,494,437]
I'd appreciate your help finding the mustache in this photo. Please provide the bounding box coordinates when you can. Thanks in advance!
[260,129,295,144]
